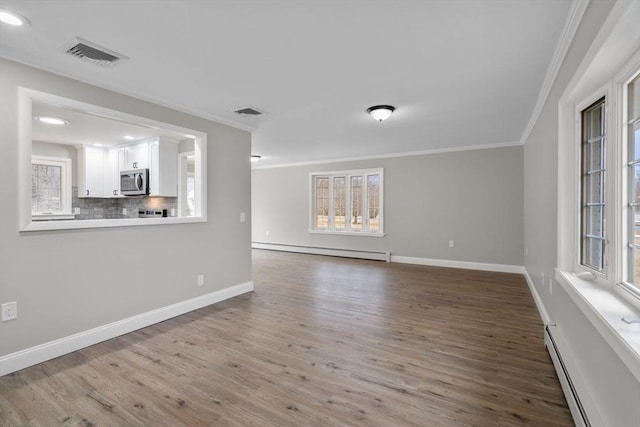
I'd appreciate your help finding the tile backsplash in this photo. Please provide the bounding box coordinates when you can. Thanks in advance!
[72,187,177,220]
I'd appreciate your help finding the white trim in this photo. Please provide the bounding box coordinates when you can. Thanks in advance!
[252,242,390,262]
[556,269,640,383]
[18,87,208,231]
[520,0,590,145]
[308,230,386,238]
[253,141,522,170]
[0,281,254,377]
[390,255,524,274]
[523,270,553,325]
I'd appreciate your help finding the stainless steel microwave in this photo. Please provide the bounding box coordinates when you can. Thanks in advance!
[120,169,149,196]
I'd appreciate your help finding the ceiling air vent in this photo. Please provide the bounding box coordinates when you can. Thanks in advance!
[62,37,128,68]
[234,106,265,117]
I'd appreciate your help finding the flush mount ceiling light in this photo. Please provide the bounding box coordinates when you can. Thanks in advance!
[0,9,30,26]
[35,116,69,126]
[250,155,262,163]
[123,135,135,140]
[367,105,395,122]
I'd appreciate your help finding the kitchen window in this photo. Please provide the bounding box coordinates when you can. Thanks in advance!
[31,155,73,220]
[310,168,384,236]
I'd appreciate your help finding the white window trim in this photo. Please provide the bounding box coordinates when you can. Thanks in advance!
[557,9,640,382]
[18,88,208,231]
[309,168,385,237]
[31,155,73,219]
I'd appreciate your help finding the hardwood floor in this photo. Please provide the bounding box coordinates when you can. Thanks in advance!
[0,250,573,426]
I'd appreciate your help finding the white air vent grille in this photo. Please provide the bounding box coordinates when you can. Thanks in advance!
[62,37,128,68]
[234,106,265,117]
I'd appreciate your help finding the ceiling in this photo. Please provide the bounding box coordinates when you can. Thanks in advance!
[0,0,575,167]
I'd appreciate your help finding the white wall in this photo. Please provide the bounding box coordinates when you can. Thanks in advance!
[253,145,524,267]
[523,0,639,425]
[0,59,252,358]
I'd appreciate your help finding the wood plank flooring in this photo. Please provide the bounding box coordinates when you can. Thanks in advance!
[0,250,573,426]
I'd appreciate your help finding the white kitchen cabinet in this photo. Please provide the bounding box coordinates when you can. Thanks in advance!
[106,147,123,196]
[149,138,178,196]
[77,145,106,198]
[123,142,149,170]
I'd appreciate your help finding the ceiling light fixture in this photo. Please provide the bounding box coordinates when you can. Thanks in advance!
[367,105,395,122]
[123,135,135,140]
[0,9,30,26]
[250,155,261,163]
[35,116,69,126]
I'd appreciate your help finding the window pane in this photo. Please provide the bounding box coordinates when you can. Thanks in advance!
[333,177,345,230]
[581,98,606,271]
[367,174,380,232]
[32,163,63,214]
[350,176,363,230]
[315,177,329,229]
[629,76,640,285]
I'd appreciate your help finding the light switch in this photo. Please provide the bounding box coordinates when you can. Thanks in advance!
[240,212,246,223]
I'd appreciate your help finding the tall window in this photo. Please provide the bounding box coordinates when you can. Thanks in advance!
[626,75,640,286]
[31,155,72,216]
[310,168,384,235]
[580,98,606,272]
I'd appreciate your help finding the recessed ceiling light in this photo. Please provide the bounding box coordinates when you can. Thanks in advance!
[0,10,30,26]
[35,116,69,126]
[93,143,104,147]
[123,135,135,140]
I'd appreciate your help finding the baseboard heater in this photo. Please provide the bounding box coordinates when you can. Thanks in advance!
[544,325,590,427]
[252,242,390,262]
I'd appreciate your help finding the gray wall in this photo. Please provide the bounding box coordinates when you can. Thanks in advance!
[0,59,252,355]
[253,145,524,266]
[523,0,639,425]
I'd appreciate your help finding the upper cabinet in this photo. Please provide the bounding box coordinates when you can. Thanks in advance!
[77,145,106,198]
[149,138,178,197]
[123,142,149,170]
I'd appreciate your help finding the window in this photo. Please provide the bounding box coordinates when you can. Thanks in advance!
[580,98,607,272]
[310,168,384,236]
[626,74,640,289]
[31,155,72,218]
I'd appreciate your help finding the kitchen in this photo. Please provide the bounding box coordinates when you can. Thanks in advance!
[28,92,202,228]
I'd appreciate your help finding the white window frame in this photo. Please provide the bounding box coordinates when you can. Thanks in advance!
[31,155,73,220]
[557,43,640,383]
[309,168,384,237]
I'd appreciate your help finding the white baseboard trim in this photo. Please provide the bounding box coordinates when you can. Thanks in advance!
[523,270,552,325]
[390,255,525,274]
[0,281,254,377]
[252,242,390,262]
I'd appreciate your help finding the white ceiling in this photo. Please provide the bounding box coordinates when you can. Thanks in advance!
[0,0,574,167]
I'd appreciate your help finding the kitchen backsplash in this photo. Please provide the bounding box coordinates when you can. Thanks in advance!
[72,187,177,220]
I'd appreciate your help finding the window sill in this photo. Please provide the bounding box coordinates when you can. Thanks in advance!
[555,269,640,382]
[308,229,386,237]
[32,213,76,221]
[22,216,206,231]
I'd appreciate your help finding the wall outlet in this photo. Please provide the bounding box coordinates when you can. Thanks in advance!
[266,230,270,237]
[240,212,246,223]
[1,302,18,322]
[449,240,455,248]
[197,274,205,287]
[525,247,528,256]
[549,278,553,295]
[541,271,545,286]
[73,207,80,215]
[122,208,128,216]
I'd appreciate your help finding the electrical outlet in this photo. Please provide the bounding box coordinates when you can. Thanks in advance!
[1,302,17,322]
[266,230,270,237]
[240,212,246,223]
[73,207,80,214]
[122,208,127,216]
[525,247,528,256]
[449,240,455,248]
[549,278,553,295]
[197,274,205,287]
